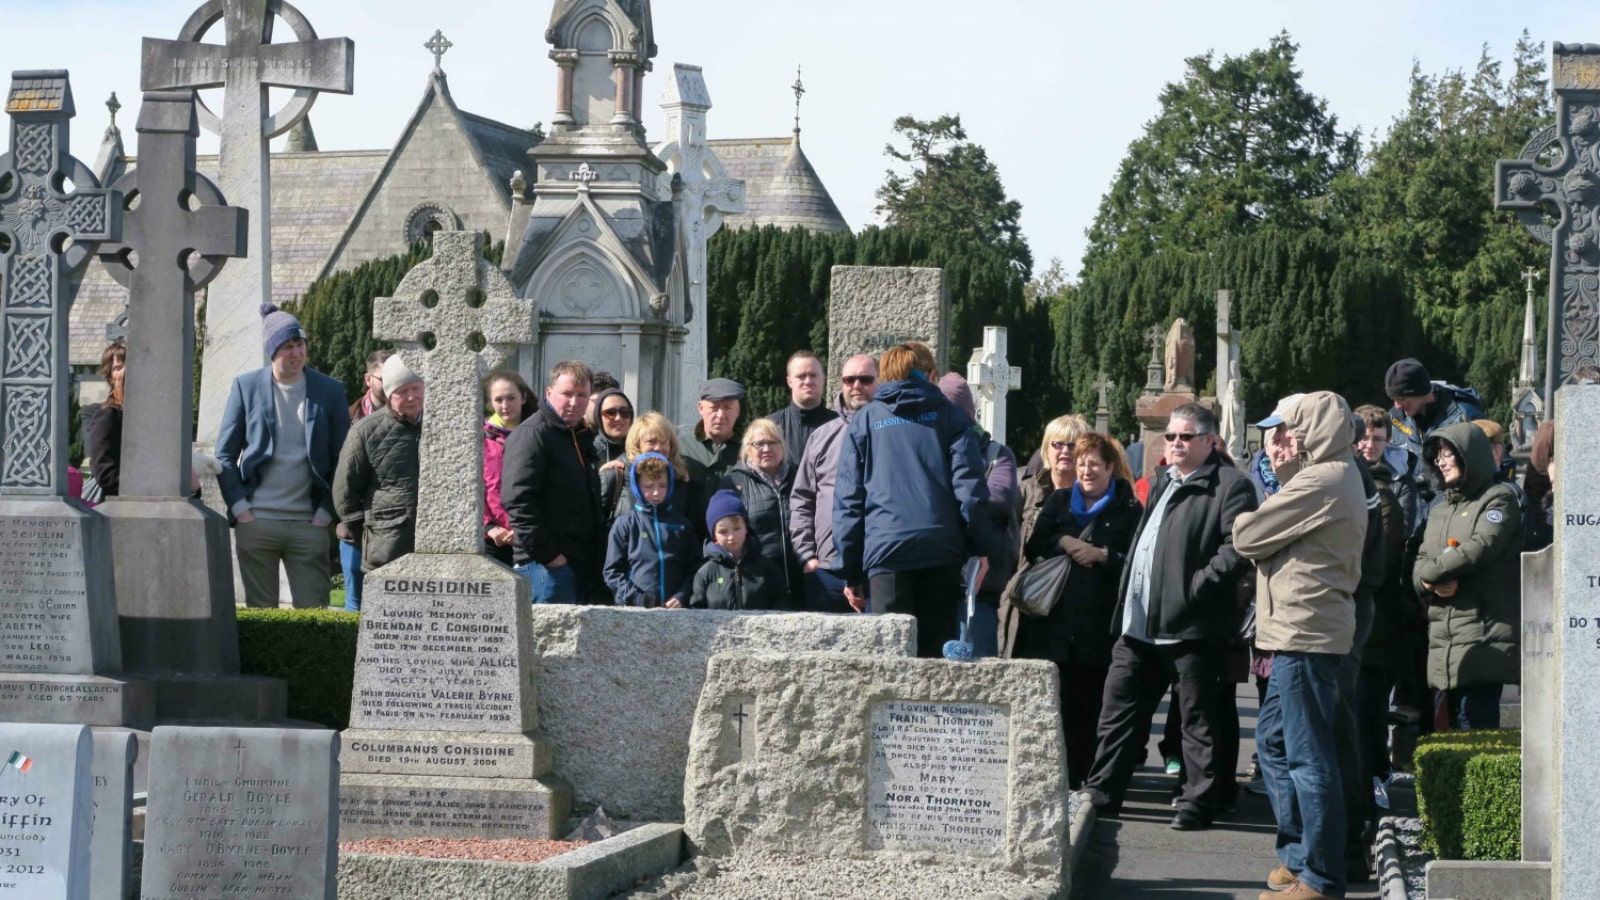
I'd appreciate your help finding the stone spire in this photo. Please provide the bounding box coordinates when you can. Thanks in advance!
[285,116,318,152]
[1519,266,1541,388]
[93,91,126,186]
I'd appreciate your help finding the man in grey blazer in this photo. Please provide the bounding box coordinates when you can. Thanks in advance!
[215,304,352,608]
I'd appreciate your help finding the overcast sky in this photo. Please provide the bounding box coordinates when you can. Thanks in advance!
[5,1,1599,280]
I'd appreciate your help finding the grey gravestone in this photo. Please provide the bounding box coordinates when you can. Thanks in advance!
[339,231,566,840]
[826,266,948,398]
[0,71,152,730]
[1551,385,1600,896]
[140,726,338,900]
[1496,43,1600,399]
[0,722,94,900]
[92,91,283,724]
[683,652,1067,894]
[1522,545,1555,862]
[90,729,137,900]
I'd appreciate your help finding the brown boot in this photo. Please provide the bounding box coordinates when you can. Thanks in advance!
[1275,881,1334,899]
[1265,866,1297,891]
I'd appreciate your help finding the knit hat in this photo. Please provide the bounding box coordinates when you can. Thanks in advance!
[260,304,306,361]
[937,372,976,420]
[705,489,748,535]
[1472,418,1506,446]
[381,354,422,396]
[1385,358,1433,399]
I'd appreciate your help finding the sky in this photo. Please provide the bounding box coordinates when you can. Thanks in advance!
[4,1,1599,280]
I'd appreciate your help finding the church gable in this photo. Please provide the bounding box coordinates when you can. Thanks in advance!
[518,193,669,320]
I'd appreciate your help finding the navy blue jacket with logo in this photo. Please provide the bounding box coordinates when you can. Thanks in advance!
[832,375,991,582]
[603,453,699,607]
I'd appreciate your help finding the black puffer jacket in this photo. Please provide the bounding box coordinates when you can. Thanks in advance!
[333,407,421,572]
[501,402,605,587]
[690,542,787,610]
[721,462,799,598]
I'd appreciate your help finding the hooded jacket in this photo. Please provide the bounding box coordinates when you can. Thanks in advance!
[332,407,420,572]
[590,387,631,527]
[483,417,513,532]
[1234,391,1369,655]
[690,540,786,610]
[721,461,799,597]
[501,400,604,579]
[790,392,860,570]
[1412,422,1522,689]
[833,376,990,582]
[603,452,699,608]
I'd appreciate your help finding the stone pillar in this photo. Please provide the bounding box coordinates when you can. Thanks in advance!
[611,52,637,124]
[551,49,577,126]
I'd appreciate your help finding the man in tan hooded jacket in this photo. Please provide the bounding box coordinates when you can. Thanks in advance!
[1233,391,1368,900]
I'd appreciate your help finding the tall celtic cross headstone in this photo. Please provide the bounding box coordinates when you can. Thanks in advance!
[965,326,1021,445]
[1496,43,1600,401]
[1092,373,1114,434]
[0,71,154,732]
[342,231,569,841]
[141,0,353,445]
[91,92,282,719]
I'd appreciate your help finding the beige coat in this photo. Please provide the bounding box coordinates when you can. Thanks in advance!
[1233,391,1368,655]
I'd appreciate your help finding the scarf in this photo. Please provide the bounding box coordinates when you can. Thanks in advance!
[1253,450,1281,496]
[1068,481,1114,528]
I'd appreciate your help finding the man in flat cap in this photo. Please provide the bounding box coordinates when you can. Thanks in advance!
[681,378,746,505]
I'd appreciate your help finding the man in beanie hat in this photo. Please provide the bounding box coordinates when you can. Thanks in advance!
[334,357,424,588]
[216,304,351,608]
[1383,358,1481,458]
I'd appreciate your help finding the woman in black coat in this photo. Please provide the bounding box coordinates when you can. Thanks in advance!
[1011,432,1142,789]
[87,341,126,498]
[720,418,800,608]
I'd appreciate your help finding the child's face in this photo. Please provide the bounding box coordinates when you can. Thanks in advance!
[714,516,747,554]
[640,475,669,506]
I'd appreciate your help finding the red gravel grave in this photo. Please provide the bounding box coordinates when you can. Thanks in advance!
[340,837,585,864]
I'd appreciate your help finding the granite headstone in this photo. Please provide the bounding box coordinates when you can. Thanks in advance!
[0,723,94,900]
[89,729,137,900]
[826,266,948,398]
[140,726,338,899]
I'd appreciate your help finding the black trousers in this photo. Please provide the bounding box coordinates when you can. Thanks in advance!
[1083,636,1227,815]
[870,563,963,658]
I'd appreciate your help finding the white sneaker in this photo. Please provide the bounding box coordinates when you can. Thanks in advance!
[1372,775,1391,810]
[1243,775,1267,796]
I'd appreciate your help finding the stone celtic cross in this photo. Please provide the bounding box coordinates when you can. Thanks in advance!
[1093,373,1114,411]
[424,29,453,72]
[373,231,536,555]
[97,92,247,498]
[141,0,354,445]
[965,326,1021,444]
[1496,43,1600,400]
[0,71,122,495]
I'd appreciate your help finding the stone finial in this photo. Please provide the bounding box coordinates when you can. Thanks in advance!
[791,64,805,134]
[105,91,121,136]
[425,29,453,73]
[510,169,527,203]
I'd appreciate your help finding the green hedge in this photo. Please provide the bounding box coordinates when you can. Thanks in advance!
[1415,729,1520,860]
[237,609,359,729]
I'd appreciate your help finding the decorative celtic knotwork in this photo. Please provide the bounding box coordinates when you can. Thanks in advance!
[5,255,50,308]
[4,316,52,379]
[64,192,107,235]
[13,124,52,175]
[1560,272,1600,383]
[0,385,50,488]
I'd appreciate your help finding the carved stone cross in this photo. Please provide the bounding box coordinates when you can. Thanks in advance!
[424,29,453,72]
[1496,43,1600,400]
[97,91,247,498]
[965,326,1022,445]
[372,231,536,554]
[1093,374,1114,411]
[0,71,122,495]
[141,0,354,445]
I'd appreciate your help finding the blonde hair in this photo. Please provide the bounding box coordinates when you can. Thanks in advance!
[741,418,785,464]
[626,412,689,481]
[1039,415,1090,465]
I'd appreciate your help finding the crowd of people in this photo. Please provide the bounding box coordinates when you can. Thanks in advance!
[84,303,1552,900]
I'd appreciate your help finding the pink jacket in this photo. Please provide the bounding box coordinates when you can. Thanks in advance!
[484,420,513,530]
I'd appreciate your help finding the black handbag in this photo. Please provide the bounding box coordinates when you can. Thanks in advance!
[1003,553,1073,618]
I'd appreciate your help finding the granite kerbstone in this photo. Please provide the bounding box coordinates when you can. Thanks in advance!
[90,728,137,900]
[1425,859,1550,899]
[338,772,568,841]
[528,606,916,821]
[140,726,339,900]
[683,653,1067,895]
[826,266,948,397]
[0,722,94,900]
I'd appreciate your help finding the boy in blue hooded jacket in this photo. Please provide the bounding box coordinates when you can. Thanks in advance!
[603,452,699,608]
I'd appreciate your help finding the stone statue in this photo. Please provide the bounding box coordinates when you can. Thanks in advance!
[1221,359,1245,460]
[1163,318,1196,392]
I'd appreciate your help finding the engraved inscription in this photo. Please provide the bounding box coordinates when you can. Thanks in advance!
[867,701,1009,856]
[0,775,68,895]
[339,786,548,838]
[0,523,88,673]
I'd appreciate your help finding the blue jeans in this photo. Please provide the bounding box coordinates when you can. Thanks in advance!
[514,561,579,604]
[804,567,855,613]
[339,540,363,612]
[1446,683,1503,731]
[1259,651,1346,898]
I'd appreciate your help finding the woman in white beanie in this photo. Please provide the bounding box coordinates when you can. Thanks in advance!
[332,355,425,592]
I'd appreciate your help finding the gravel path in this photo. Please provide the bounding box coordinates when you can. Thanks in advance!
[339,837,585,863]
[622,852,1052,899]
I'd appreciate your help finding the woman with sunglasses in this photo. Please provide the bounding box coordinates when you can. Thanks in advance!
[590,385,637,535]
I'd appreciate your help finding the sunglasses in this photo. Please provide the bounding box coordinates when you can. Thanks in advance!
[602,408,634,419]
[842,375,876,386]
[1164,432,1207,443]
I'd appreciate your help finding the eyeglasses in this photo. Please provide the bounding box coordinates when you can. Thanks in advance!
[842,375,876,386]
[602,408,634,420]
[1049,440,1072,451]
[751,440,780,450]
[1164,432,1207,443]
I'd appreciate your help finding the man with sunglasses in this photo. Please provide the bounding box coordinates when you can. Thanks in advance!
[1081,403,1257,832]
[767,350,839,468]
[790,354,879,613]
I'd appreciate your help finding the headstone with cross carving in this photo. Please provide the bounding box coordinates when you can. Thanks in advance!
[141,726,339,899]
[1134,318,1217,479]
[0,71,155,732]
[141,0,354,448]
[965,326,1022,446]
[1093,373,1115,434]
[340,231,570,840]
[91,91,287,723]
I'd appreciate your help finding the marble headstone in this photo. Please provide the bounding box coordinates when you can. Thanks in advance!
[827,266,949,398]
[89,729,137,900]
[965,326,1021,446]
[140,726,339,899]
[340,232,567,840]
[0,723,93,900]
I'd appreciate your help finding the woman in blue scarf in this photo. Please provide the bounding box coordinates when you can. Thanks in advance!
[1010,432,1143,789]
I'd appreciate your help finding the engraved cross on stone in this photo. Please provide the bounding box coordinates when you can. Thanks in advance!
[1496,43,1600,399]
[728,699,756,762]
[0,71,122,496]
[97,92,247,498]
[232,737,246,773]
[373,231,535,554]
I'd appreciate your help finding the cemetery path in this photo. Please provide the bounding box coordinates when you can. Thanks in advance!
[1071,684,1385,899]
